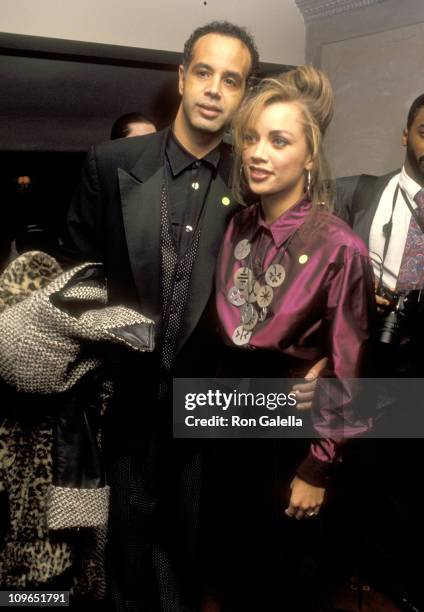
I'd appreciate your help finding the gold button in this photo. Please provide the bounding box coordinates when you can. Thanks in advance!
[221,196,231,206]
[299,254,308,264]
[191,182,200,190]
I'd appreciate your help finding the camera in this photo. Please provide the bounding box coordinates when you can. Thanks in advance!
[376,287,422,345]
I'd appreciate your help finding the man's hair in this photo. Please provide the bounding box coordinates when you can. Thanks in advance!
[182,21,259,81]
[110,112,155,140]
[407,94,424,130]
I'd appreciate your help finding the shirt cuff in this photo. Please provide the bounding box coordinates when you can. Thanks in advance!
[296,451,334,487]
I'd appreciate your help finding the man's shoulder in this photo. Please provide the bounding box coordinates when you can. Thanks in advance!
[91,129,168,173]
[336,169,399,190]
[335,169,400,219]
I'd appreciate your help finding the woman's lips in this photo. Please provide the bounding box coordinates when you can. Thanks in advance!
[197,104,221,119]
[249,166,272,182]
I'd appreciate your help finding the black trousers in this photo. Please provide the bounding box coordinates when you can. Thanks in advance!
[200,348,335,612]
[340,335,424,600]
[200,438,335,612]
[103,362,203,612]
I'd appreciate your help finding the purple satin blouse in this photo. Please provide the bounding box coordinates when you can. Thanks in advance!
[215,197,375,485]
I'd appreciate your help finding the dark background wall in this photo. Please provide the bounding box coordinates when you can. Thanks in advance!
[0,33,291,268]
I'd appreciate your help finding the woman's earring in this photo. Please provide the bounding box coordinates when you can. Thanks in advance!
[306,169,312,198]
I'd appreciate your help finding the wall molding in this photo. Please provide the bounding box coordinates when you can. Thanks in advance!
[295,0,387,22]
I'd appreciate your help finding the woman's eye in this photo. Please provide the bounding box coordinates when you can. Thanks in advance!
[273,137,288,147]
[243,133,256,144]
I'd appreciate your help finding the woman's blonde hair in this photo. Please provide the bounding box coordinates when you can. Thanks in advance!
[232,65,334,211]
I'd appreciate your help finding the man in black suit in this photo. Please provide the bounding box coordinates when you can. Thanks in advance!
[336,94,424,612]
[336,94,424,305]
[67,21,259,612]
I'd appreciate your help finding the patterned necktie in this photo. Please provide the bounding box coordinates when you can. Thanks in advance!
[396,188,424,291]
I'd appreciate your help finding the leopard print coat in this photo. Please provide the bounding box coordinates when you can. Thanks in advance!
[0,252,104,597]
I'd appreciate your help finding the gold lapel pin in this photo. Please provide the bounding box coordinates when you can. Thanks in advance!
[221,196,231,206]
[299,254,308,264]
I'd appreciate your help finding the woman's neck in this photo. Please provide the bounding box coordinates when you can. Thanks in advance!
[261,184,306,224]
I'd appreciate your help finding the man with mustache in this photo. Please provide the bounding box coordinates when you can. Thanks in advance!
[337,93,424,302]
[67,21,258,612]
[336,94,424,612]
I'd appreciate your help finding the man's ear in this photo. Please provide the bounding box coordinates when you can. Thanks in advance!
[401,128,408,147]
[178,65,185,96]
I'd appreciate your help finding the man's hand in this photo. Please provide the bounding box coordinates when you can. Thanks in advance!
[291,357,328,411]
[285,475,325,520]
[374,279,391,314]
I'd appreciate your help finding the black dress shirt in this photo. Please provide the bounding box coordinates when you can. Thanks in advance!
[165,131,221,255]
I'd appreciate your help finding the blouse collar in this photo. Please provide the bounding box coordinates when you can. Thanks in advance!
[249,196,312,247]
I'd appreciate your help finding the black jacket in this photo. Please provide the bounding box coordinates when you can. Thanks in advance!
[335,170,399,246]
[67,128,238,363]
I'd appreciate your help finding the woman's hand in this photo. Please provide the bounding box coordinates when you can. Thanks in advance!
[285,476,325,520]
[291,357,328,411]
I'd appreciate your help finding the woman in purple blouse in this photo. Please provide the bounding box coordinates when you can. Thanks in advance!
[212,66,375,609]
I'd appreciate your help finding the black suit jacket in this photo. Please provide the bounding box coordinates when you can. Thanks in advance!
[335,170,399,247]
[66,130,240,608]
[67,128,238,364]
